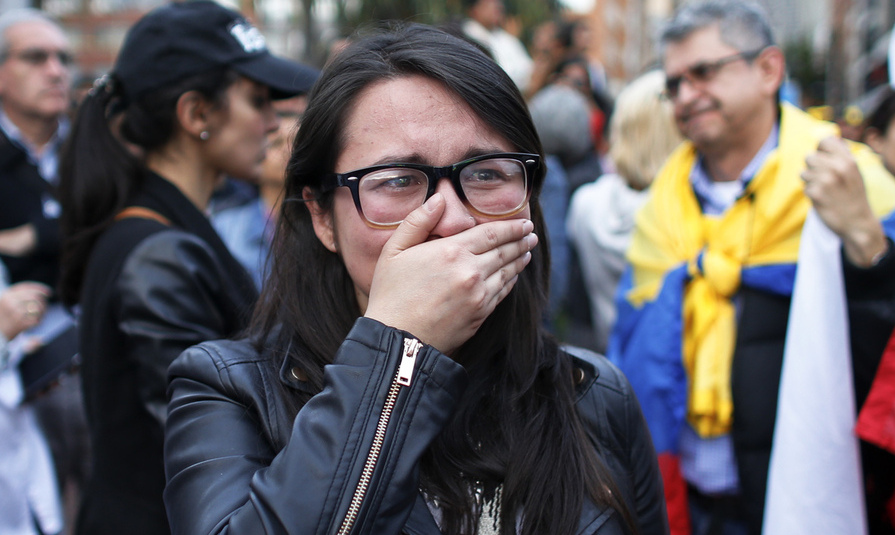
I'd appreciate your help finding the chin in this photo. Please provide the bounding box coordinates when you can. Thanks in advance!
[36,104,69,119]
[685,122,721,145]
[229,169,261,184]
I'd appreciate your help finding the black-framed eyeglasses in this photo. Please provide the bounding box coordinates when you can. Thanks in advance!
[321,152,539,229]
[1,48,74,67]
[663,49,764,100]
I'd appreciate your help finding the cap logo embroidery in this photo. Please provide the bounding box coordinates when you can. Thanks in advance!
[230,22,267,53]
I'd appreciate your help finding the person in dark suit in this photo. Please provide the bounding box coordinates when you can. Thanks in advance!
[0,7,70,293]
[0,10,89,534]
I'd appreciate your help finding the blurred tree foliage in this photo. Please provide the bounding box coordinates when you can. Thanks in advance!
[330,0,560,43]
[783,38,826,107]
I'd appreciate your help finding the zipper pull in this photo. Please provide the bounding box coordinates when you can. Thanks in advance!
[397,338,422,387]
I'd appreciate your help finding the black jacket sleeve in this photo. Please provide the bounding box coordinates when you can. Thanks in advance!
[164,318,468,535]
[116,230,242,425]
[569,348,670,535]
[843,237,895,404]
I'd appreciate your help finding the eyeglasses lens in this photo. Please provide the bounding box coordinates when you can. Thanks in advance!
[358,169,429,226]
[357,158,528,226]
[665,64,714,99]
[459,158,527,215]
[664,78,681,99]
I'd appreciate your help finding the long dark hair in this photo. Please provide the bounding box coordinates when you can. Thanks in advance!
[865,87,895,139]
[252,23,630,535]
[57,68,238,306]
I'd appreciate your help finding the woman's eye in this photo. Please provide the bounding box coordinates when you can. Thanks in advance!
[252,94,271,109]
[381,175,418,188]
[467,169,502,182]
[364,172,424,192]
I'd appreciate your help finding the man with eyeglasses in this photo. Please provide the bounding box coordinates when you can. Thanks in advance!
[609,1,895,534]
[0,8,86,535]
[0,8,71,286]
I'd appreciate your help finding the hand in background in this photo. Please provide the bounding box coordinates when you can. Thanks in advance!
[802,136,888,267]
[0,281,50,340]
[0,223,37,257]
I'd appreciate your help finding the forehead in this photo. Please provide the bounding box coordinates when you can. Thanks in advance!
[4,20,69,50]
[274,95,307,115]
[561,63,588,77]
[662,25,737,73]
[337,75,512,168]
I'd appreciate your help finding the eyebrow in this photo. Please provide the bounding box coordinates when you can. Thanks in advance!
[363,146,511,167]
[10,46,73,55]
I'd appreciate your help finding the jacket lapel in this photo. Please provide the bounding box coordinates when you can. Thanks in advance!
[401,493,443,534]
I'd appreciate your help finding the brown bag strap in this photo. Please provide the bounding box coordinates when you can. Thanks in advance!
[114,206,171,226]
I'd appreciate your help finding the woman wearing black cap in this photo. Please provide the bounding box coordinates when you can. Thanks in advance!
[56,2,317,534]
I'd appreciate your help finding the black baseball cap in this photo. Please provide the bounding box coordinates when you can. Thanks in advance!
[113,1,319,102]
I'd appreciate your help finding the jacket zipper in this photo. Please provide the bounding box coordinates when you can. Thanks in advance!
[336,337,423,535]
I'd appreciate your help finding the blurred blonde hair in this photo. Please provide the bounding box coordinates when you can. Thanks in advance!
[608,70,683,190]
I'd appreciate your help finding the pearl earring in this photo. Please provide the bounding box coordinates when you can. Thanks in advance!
[199,131,209,141]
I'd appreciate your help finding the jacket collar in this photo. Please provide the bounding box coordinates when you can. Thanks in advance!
[278,343,604,404]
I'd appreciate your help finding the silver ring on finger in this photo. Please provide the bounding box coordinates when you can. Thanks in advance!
[23,300,41,317]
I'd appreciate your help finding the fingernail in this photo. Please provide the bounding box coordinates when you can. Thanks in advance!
[526,232,538,249]
[522,220,534,233]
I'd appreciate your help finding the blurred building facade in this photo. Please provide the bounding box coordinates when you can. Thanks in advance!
[0,0,891,111]
[0,0,312,87]
[581,0,894,110]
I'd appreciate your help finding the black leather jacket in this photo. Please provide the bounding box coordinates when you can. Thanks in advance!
[165,318,668,535]
[77,171,258,535]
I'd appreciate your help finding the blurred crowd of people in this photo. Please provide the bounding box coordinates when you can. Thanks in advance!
[1,0,895,534]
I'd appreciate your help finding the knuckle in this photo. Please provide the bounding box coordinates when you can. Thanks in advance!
[442,243,464,263]
[482,225,500,246]
[495,245,507,264]
[458,267,483,291]
[469,285,489,309]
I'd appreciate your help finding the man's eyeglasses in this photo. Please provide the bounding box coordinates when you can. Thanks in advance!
[321,153,539,229]
[2,48,74,67]
[663,49,763,100]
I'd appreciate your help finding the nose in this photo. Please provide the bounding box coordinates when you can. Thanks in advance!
[674,77,701,106]
[45,54,69,78]
[429,178,475,238]
[264,105,280,136]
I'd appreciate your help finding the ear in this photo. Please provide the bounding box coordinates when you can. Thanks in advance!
[0,65,9,97]
[175,90,213,140]
[755,46,786,98]
[864,127,885,155]
[303,187,337,253]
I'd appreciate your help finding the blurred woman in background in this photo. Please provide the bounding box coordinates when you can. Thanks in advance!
[567,70,683,352]
[57,2,316,533]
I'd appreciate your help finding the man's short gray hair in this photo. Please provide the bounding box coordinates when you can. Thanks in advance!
[0,8,61,60]
[659,0,775,58]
